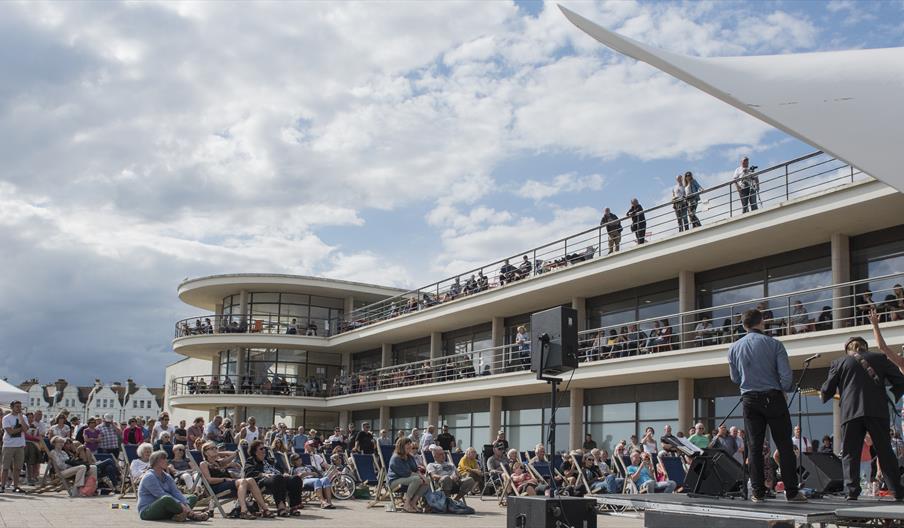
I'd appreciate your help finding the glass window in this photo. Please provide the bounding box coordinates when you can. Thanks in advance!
[638,400,677,421]
[506,425,542,451]
[505,408,542,426]
[281,294,309,305]
[252,293,279,303]
[589,422,635,453]
[472,411,490,427]
[602,403,635,422]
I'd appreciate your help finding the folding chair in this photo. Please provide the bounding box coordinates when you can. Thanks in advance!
[119,445,141,499]
[480,455,503,501]
[422,450,435,465]
[355,453,387,508]
[612,455,640,493]
[372,442,398,511]
[33,444,78,496]
[299,452,313,467]
[162,445,175,459]
[187,449,234,518]
[571,453,594,496]
[497,463,528,506]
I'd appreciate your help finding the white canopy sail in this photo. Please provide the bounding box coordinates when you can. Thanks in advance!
[559,5,904,193]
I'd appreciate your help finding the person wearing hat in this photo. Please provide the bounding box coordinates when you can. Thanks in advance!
[821,308,904,500]
[728,308,805,503]
[96,413,121,457]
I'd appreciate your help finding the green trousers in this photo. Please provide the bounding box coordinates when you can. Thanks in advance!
[139,495,198,521]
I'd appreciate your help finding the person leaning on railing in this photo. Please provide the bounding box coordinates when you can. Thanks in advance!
[626,198,646,244]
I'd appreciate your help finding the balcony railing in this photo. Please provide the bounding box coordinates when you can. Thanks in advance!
[175,150,870,340]
[339,151,867,333]
[175,314,341,339]
[170,273,904,403]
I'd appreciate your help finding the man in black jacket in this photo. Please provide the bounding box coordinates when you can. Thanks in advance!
[600,208,622,254]
[821,331,904,500]
[626,199,646,244]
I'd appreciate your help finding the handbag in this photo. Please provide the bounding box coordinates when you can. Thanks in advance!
[80,474,97,496]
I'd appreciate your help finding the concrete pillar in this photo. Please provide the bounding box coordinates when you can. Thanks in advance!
[341,351,351,373]
[571,297,587,332]
[832,234,851,329]
[239,290,249,316]
[569,388,584,451]
[379,406,390,433]
[211,354,221,378]
[832,398,842,456]
[381,344,392,368]
[678,378,694,434]
[339,410,349,428]
[235,349,246,393]
[489,396,502,445]
[344,296,355,316]
[678,270,695,349]
[430,332,442,360]
[427,401,439,430]
[491,317,505,373]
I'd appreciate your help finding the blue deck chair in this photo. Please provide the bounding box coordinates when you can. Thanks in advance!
[119,444,141,499]
[423,449,435,465]
[660,456,686,490]
[162,444,175,459]
[449,451,464,468]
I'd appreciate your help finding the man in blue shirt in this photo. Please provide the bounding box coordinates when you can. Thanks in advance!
[137,451,205,521]
[728,309,805,503]
[626,451,676,493]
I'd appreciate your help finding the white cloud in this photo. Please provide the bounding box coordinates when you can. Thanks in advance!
[517,172,606,201]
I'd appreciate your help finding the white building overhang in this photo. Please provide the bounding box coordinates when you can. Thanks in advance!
[559,5,904,194]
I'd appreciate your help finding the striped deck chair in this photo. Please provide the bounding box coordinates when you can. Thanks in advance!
[119,445,141,499]
[187,449,234,517]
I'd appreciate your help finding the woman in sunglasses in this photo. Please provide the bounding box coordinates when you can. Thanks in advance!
[198,441,271,519]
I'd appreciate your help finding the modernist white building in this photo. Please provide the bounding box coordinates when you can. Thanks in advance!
[166,151,904,453]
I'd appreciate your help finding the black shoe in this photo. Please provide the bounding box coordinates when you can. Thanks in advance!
[786,492,808,503]
[845,495,858,501]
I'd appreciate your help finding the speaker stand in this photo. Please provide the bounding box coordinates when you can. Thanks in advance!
[537,334,562,497]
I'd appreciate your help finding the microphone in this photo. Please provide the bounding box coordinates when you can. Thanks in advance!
[803,353,821,363]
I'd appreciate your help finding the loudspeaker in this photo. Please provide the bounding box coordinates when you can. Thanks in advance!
[507,496,596,528]
[530,306,579,378]
[800,452,844,493]
[683,448,746,496]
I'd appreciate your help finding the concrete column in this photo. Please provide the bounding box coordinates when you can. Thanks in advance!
[832,234,851,329]
[571,297,587,332]
[678,270,695,349]
[344,296,355,316]
[379,406,390,433]
[339,410,349,428]
[569,388,584,451]
[491,317,505,373]
[215,303,224,316]
[239,290,249,315]
[341,351,351,372]
[381,344,392,368]
[211,354,221,378]
[430,332,442,360]
[832,398,842,456]
[489,396,502,445]
[235,349,246,393]
[678,378,694,433]
[427,401,439,429]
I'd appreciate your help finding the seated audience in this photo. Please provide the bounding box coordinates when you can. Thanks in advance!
[199,441,271,518]
[289,453,334,509]
[387,437,428,513]
[426,445,474,500]
[244,440,302,516]
[626,451,676,493]
[137,451,207,521]
[167,445,195,489]
[48,436,98,496]
[130,442,154,483]
[509,461,538,495]
[457,447,484,492]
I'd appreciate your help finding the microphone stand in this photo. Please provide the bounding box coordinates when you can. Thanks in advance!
[787,355,818,497]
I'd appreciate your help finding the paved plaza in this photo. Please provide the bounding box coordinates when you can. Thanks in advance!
[0,494,644,528]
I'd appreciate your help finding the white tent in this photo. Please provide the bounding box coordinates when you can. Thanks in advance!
[559,5,904,194]
[0,378,27,406]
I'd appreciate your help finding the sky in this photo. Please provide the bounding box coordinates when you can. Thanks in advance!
[1,0,903,387]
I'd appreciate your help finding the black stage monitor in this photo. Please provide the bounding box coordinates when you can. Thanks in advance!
[507,496,596,528]
[530,306,578,378]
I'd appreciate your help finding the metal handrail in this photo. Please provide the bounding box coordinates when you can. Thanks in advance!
[336,151,867,332]
[171,272,904,400]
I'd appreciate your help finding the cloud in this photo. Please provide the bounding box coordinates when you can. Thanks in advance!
[517,172,606,201]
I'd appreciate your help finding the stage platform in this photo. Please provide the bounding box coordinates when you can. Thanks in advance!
[595,493,904,527]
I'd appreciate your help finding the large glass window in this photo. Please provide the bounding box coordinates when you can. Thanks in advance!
[352,349,382,372]
[221,292,345,336]
[242,348,340,392]
[853,227,904,320]
[219,349,238,379]
[392,338,430,366]
[503,394,569,452]
[587,281,679,334]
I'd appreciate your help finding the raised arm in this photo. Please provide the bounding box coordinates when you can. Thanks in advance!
[871,309,904,373]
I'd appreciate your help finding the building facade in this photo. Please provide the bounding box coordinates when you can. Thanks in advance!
[19,378,164,423]
[166,151,904,453]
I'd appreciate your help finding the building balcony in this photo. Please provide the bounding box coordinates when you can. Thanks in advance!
[168,273,904,411]
[173,165,903,358]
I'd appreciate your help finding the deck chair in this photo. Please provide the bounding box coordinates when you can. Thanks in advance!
[162,444,175,459]
[659,456,686,492]
[187,449,234,517]
[221,443,238,452]
[355,453,387,508]
[119,445,141,499]
[571,453,594,496]
[33,444,79,496]
[422,449,435,465]
[519,452,529,463]
[449,451,464,468]
[612,454,640,493]
[371,442,399,511]
[480,455,503,501]
[497,463,529,506]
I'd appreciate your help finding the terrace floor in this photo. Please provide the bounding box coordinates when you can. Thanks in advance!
[0,493,644,528]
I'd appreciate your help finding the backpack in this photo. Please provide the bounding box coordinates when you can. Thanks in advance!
[445,497,475,515]
[423,490,448,513]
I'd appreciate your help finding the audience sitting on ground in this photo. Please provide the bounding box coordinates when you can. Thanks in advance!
[137,450,206,521]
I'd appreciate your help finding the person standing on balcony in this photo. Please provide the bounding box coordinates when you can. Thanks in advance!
[672,174,690,232]
[728,308,805,503]
[626,198,646,244]
[734,156,759,213]
[600,208,622,254]
[684,172,703,228]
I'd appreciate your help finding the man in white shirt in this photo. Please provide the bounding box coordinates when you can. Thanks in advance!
[420,425,435,452]
[151,415,175,443]
[733,156,759,213]
[791,425,811,453]
[2,401,29,493]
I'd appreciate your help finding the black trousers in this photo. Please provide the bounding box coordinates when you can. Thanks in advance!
[632,222,646,244]
[841,416,902,498]
[258,474,301,506]
[742,390,798,497]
